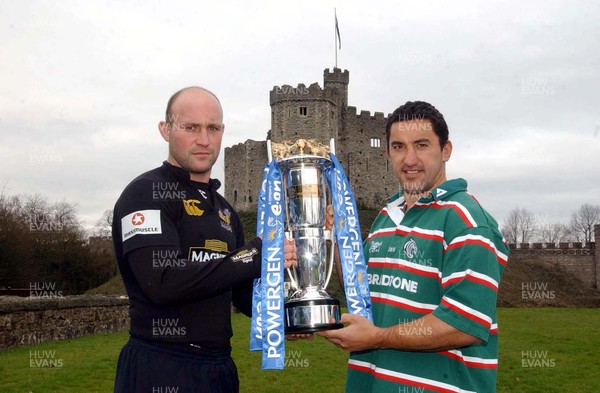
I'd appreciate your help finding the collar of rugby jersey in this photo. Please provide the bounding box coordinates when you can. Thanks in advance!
[382,179,468,226]
[386,178,468,206]
[161,160,222,191]
[422,178,468,203]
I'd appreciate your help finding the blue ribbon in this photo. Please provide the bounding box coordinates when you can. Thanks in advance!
[251,161,286,370]
[325,153,373,321]
[250,165,269,352]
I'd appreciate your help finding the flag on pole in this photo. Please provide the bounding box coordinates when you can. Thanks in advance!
[335,9,341,49]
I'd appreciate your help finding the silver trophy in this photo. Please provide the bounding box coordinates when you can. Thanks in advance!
[268,139,344,334]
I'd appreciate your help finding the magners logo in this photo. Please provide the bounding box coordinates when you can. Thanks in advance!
[183,199,204,216]
[188,239,230,263]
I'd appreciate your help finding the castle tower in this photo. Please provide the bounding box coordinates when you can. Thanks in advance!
[323,67,349,108]
[269,68,349,145]
[225,68,397,213]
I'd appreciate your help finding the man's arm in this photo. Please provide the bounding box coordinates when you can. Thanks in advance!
[318,312,481,353]
[127,240,262,305]
[127,238,298,307]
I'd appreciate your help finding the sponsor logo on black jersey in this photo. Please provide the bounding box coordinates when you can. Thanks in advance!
[121,210,162,241]
[188,239,229,263]
[183,199,204,216]
[231,248,258,263]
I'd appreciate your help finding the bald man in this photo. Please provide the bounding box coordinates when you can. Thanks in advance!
[112,87,296,393]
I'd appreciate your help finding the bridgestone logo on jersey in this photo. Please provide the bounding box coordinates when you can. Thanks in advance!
[121,210,162,241]
[369,273,419,294]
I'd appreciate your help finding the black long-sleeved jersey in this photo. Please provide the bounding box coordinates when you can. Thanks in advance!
[112,162,261,349]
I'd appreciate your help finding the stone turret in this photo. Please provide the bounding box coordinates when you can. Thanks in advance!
[268,69,350,145]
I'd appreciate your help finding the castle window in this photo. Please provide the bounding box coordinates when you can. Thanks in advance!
[370,138,381,148]
[299,106,307,116]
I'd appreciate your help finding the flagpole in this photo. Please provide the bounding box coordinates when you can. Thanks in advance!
[334,8,338,69]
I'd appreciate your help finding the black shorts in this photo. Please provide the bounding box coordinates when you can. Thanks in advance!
[114,337,239,393]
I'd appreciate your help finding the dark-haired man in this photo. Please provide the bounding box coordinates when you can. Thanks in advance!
[112,86,297,393]
[319,101,509,392]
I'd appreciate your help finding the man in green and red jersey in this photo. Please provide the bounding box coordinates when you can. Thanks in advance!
[319,101,509,393]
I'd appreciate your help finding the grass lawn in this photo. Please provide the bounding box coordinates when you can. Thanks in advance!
[0,308,598,392]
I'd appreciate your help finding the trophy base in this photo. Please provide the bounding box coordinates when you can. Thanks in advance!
[284,298,344,334]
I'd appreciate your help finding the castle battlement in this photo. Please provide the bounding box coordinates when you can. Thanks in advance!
[228,139,264,150]
[269,82,340,105]
[324,67,349,84]
[345,107,388,121]
[509,242,593,250]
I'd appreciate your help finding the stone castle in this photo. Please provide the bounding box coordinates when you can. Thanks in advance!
[224,68,398,211]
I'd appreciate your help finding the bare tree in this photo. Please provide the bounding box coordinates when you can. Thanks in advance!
[94,209,113,238]
[570,203,600,243]
[502,208,520,243]
[501,207,536,243]
[52,200,79,228]
[519,209,536,243]
[538,221,566,243]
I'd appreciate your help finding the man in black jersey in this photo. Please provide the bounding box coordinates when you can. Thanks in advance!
[112,86,297,393]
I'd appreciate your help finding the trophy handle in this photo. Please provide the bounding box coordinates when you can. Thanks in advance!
[286,267,299,291]
[285,231,300,290]
[324,228,334,290]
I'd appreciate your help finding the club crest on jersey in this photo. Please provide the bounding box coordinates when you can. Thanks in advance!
[219,208,232,232]
[403,238,418,259]
[183,199,204,216]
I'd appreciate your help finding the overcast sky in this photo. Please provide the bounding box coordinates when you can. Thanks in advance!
[1,0,599,232]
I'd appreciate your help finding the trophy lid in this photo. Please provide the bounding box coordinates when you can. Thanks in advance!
[270,139,331,162]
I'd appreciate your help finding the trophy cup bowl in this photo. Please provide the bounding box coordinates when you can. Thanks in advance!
[270,139,344,334]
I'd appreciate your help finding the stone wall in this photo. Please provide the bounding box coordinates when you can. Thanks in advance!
[507,225,600,289]
[224,139,268,212]
[0,294,129,351]
[340,107,395,208]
